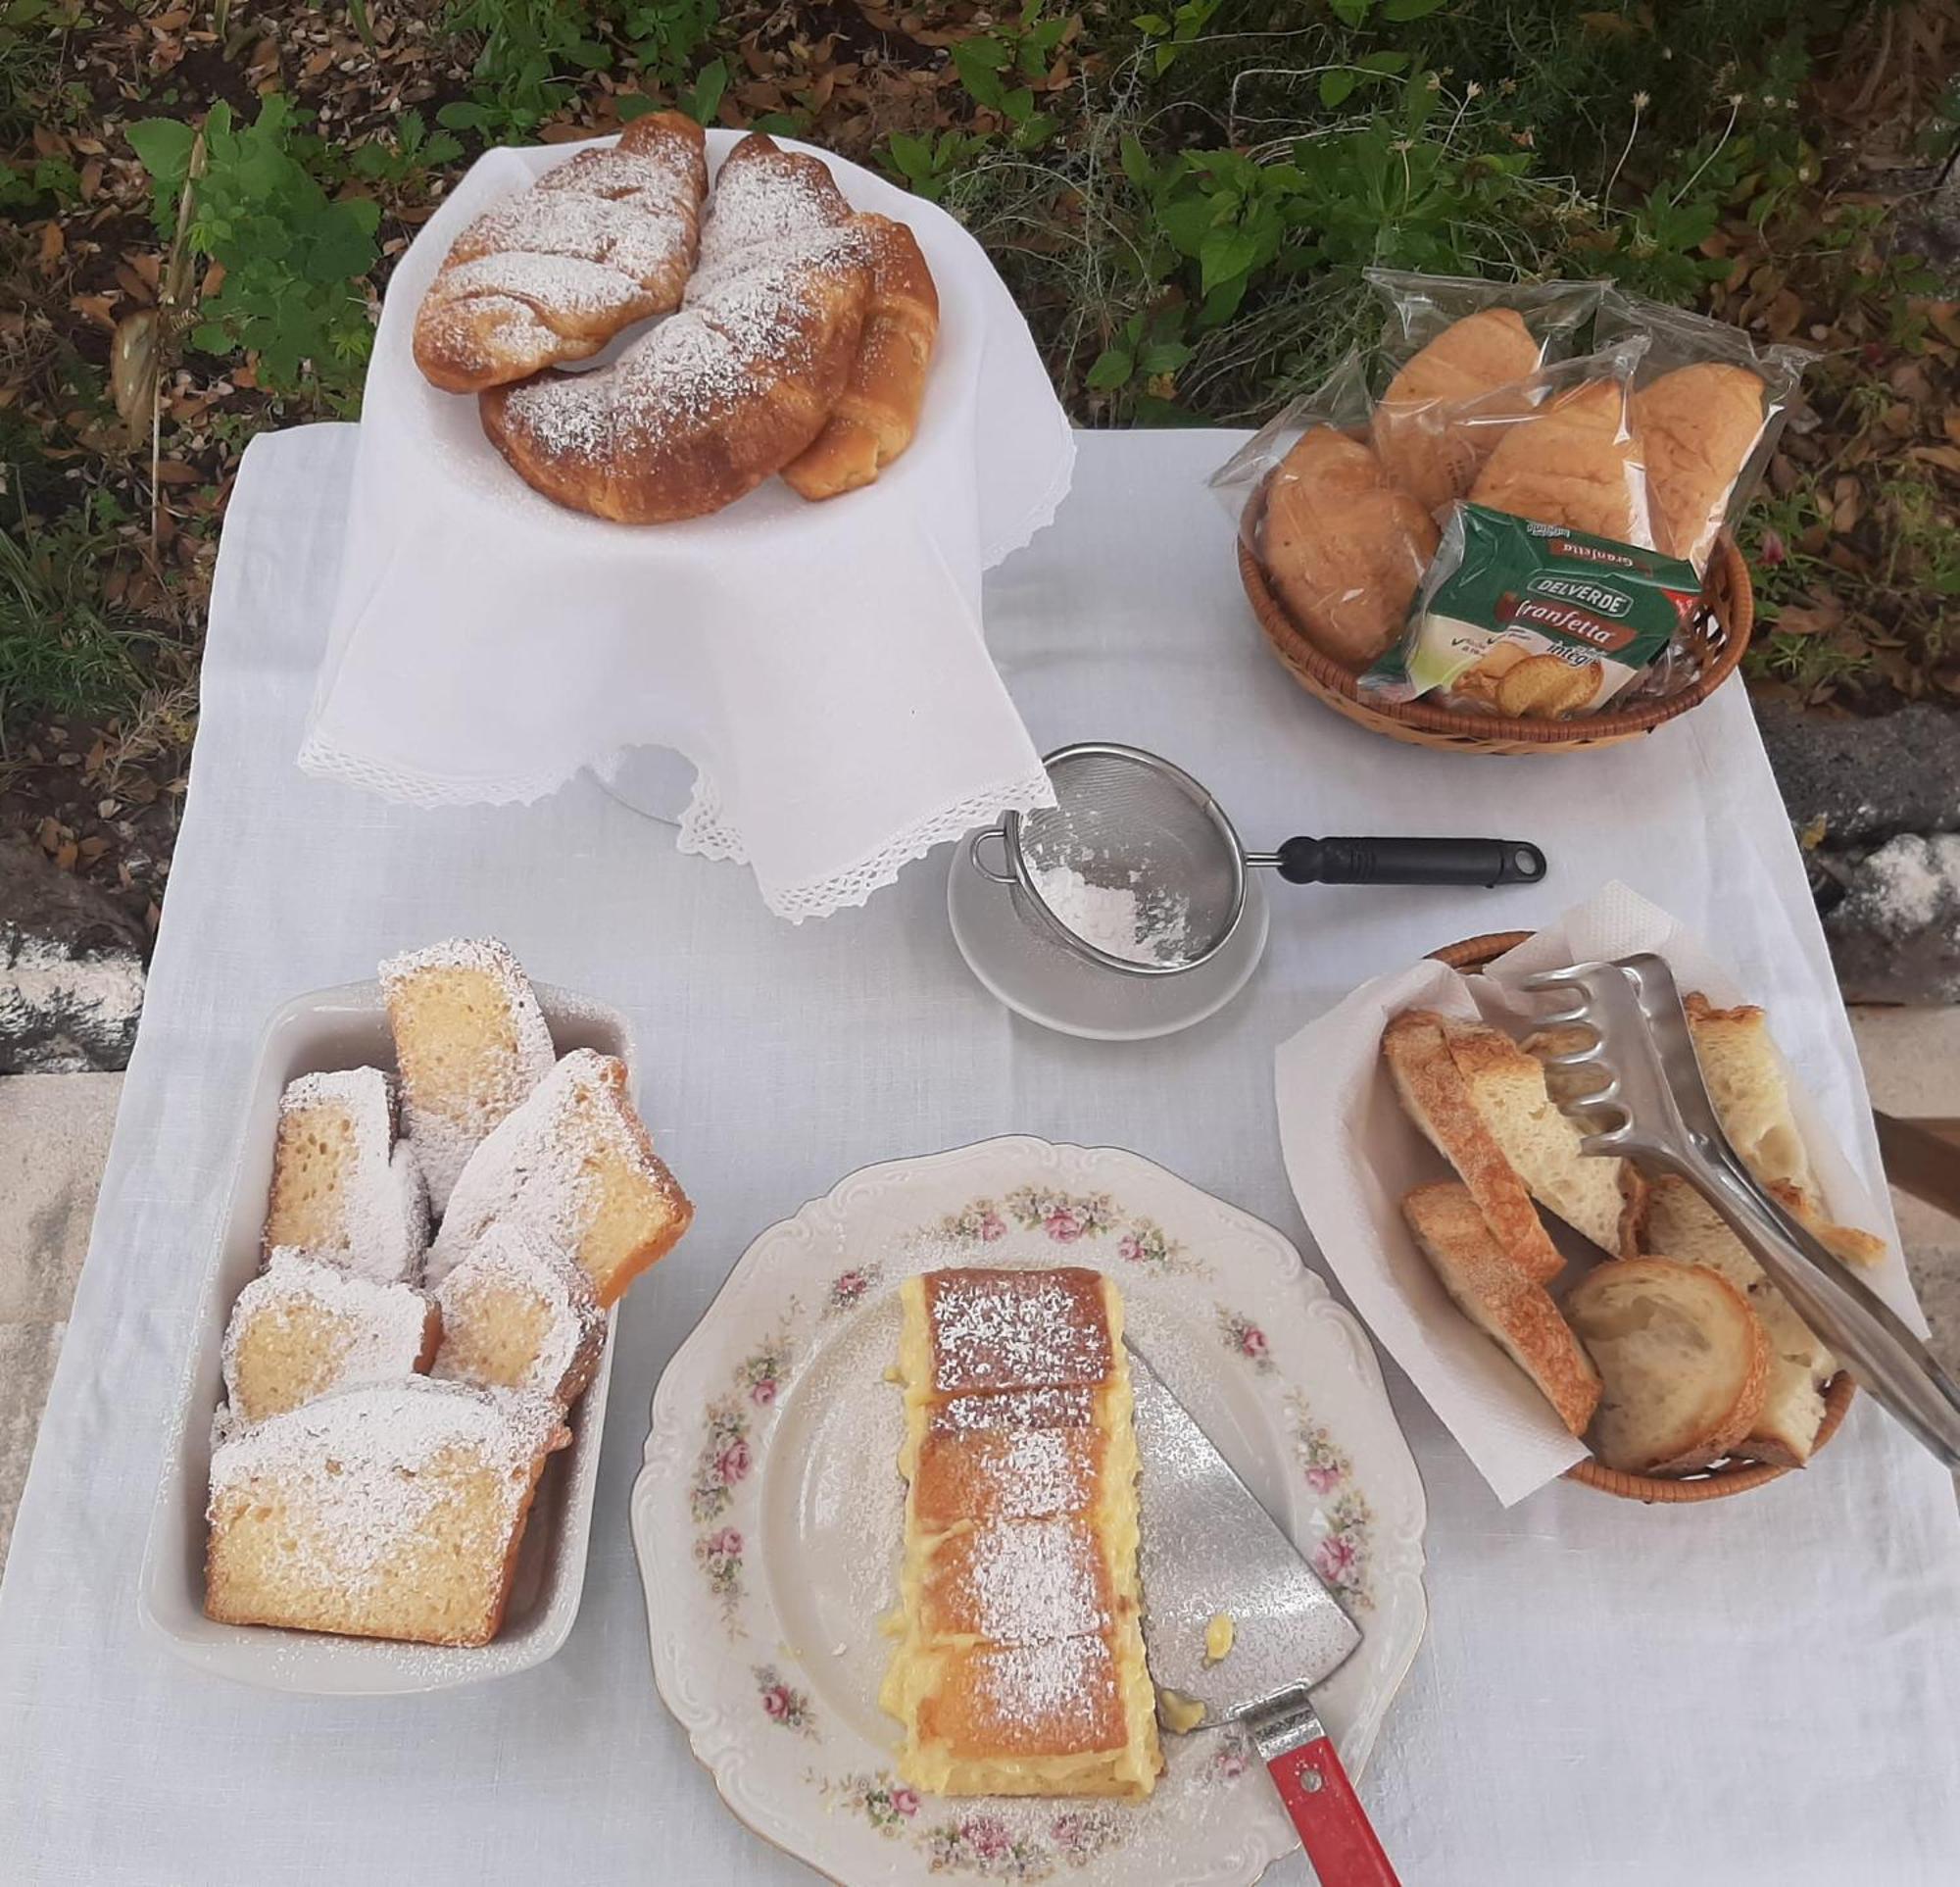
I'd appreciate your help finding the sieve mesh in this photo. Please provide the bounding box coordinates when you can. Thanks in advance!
[1013,749,1246,972]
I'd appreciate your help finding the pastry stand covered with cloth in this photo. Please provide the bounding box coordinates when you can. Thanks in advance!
[299,128,1072,921]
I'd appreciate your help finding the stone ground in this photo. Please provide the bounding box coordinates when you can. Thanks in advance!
[2,1020,1957,1571]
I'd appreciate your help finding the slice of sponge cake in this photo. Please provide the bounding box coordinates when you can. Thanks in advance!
[264,1068,427,1283]
[432,1222,606,1403]
[222,1248,439,1425]
[380,938,556,1215]
[425,1048,692,1304]
[204,1377,566,1646]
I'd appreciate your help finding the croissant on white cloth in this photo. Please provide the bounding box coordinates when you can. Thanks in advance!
[479,134,941,523]
[412,112,709,394]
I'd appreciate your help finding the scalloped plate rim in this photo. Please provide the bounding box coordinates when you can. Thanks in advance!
[630,1133,1429,1886]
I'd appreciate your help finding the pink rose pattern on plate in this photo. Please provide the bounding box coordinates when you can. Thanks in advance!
[934,1187,1203,1276]
[1215,1304,1274,1373]
[754,1664,815,1737]
[823,1262,883,1316]
[689,1326,793,1625]
[685,1185,1381,1874]
[1286,1389,1375,1612]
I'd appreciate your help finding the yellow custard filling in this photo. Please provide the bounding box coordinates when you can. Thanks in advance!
[883,1269,1162,1799]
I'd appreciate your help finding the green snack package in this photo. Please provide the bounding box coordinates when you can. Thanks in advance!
[1361,503,1703,720]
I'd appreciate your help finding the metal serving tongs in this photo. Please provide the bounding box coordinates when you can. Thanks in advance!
[1522,952,1960,1470]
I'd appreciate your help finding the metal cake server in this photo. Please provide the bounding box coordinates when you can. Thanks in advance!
[1522,952,1960,1468]
[1128,1341,1401,1886]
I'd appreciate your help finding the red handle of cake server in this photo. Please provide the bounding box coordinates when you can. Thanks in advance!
[1267,1732,1401,1886]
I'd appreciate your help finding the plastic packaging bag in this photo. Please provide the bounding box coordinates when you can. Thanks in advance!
[1359,502,1704,720]
[1405,335,1658,549]
[1210,353,1443,671]
[1596,289,1812,571]
[1363,271,1607,513]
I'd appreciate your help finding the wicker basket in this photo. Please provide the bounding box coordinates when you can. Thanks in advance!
[1239,474,1754,755]
[1430,929,1855,1502]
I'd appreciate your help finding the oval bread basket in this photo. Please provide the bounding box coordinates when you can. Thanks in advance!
[1239,473,1755,755]
[1431,928,1855,1503]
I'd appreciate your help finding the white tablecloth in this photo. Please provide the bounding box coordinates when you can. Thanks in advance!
[2,424,1956,1886]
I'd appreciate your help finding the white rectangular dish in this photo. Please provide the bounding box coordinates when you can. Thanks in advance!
[138,977,628,1694]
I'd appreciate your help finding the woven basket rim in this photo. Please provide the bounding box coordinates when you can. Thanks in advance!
[1239,472,1754,754]
[1426,927,1854,1503]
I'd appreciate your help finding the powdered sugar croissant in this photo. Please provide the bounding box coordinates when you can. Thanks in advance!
[413,112,709,395]
[781,215,939,501]
[480,134,884,523]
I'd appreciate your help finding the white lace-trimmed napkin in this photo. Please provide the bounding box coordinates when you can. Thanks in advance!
[1273,880,1915,1507]
[299,129,1070,920]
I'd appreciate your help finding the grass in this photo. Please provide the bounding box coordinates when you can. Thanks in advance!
[0,506,160,749]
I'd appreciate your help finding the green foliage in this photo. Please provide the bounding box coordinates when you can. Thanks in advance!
[0,501,157,736]
[127,99,380,401]
[347,111,465,187]
[439,0,613,140]
[1077,74,1550,414]
[882,130,992,204]
[438,0,722,139]
[616,0,718,92]
[1130,1,1221,76]
[950,2,1073,148]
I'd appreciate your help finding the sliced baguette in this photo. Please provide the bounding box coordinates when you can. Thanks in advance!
[1400,1181,1601,1436]
[1382,1011,1565,1284]
[1436,1015,1644,1259]
[1643,1175,1836,1467]
[1684,993,1886,1268]
[1564,1257,1769,1475]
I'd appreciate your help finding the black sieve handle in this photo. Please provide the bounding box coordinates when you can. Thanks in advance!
[1269,836,1546,888]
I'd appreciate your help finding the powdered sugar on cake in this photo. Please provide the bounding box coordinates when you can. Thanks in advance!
[924,1268,1113,1392]
[273,1067,429,1284]
[432,1220,605,1399]
[930,1385,1096,1434]
[956,1519,1110,1644]
[207,1378,565,1591]
[990,1428,1097,1517]
[424,1048,630,1281]
[378,936,556,1215]
[221,1247,435,1415]
[976,1634,1114,1737]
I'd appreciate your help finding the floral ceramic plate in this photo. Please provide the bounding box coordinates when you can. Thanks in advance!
[631,1136,1427,1886]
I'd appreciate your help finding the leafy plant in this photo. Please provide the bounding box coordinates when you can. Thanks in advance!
[615,0,718,92]
[126,98,380,401]
[347,111,465,188]
[1130,0,1222,76]
[951,3,1076,149]
[439,0,613,140]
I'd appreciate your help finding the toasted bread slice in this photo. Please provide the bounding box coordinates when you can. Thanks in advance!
[1383,1011,1564,1283]
[1400,1181,1600,1435]
[1564,1257,1769,1475]
[1436,1016,1643,1259]
[1494,652,1600,719]
[1684,994,1887,1267]
[1643,1176,1836,1466]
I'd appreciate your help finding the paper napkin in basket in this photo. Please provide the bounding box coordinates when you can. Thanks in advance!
[1274,880,1913,1507]
[299,130,1071,922]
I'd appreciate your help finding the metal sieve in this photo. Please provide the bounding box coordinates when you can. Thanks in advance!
[968,742,1546,978]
